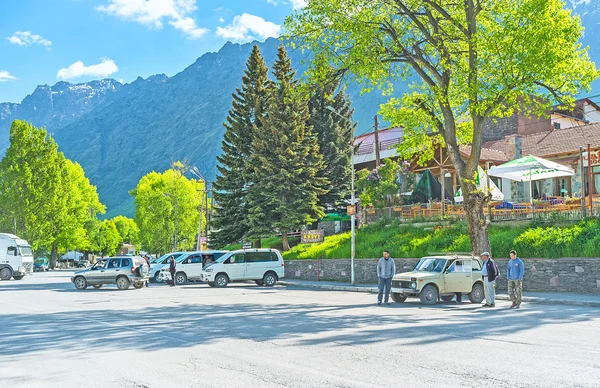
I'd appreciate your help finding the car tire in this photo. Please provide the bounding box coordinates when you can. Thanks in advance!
[215,274,229,288]
[468,283,485,304]
[133,281,144,289]
[419,285,438,305]
[263,272,277,287]
[391,292,407,303]
[175,272,187,285]
[154,272,164,283]
[0,267,12,281]
[255,280,264,286]
[116,276,130,290]
[74,276,88,290]
[208,282,216,287]
[12,275,24,280]
[92,284,103,289]
[441,295,455,302]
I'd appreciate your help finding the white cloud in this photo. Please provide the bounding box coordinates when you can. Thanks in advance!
[0,70,18,82]
[57,58,119,80]
[97,0,208,39]
[219,17,225,23]
[289,0,308,9]
[7,31,52,48]
[267,0,279,5]
[216,14,281,43]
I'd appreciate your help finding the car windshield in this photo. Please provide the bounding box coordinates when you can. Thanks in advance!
[414,258,447,273]
[35,258,47,264]
[19,246,33,256]
[214,252,233,264]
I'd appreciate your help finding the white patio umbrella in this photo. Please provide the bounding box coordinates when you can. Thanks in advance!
[488,155,574,207]
[454,166,504,203]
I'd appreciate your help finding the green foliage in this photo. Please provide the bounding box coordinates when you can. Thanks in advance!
[213,45,271,248]
[282,219,600,260]
[246,45,328,250]
[132,165,204,254]
[0,121,105,265]
[356,159,415,207]
[308,79,355,210]
[111,216,140,246]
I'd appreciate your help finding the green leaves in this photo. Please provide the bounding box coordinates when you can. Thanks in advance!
[132,166,204,254]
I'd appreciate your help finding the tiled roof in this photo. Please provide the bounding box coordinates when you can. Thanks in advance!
[483,122,600,157]
[459,145,509,162]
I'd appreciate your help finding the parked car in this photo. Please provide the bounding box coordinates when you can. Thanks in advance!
[76,259,90,268]
[199,249,284,288]
[71,256,149,290]
[390,255,484,305]
[148,252,186,283]
[34,258,49,272]
[158,250,228,285]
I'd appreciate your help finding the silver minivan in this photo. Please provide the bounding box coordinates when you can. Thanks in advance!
[200,249,285,288]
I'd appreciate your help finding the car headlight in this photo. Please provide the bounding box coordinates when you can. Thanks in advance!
[411,282,417,289]
[204,268,213,272]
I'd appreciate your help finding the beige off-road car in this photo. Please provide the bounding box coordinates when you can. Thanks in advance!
[390,255,484,305]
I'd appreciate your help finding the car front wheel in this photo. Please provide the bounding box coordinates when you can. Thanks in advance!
[154,272,164,283]
[175,272,187,285]
[215,274,229,288]
[0,267,12,281]
[391,292,407,303]
[419,285,438,305]
[74,276,88,290]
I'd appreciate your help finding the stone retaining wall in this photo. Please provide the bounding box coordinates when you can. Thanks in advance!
[284,258,600,293]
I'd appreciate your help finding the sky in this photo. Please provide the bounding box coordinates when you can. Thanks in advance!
[0,0,307,103]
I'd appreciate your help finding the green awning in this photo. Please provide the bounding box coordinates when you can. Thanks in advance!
[320,212,350,221]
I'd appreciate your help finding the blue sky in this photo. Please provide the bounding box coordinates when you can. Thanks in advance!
[0,0,305,103]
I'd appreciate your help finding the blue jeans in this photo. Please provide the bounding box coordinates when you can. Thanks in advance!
[378,277,392,303]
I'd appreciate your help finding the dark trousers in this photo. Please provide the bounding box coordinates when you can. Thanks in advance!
[170,271,176,286]
[378,277,392,303]
[456,292,462,303]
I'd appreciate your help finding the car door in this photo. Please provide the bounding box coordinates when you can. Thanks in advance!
[103,258,122,282]
[244,252,268,280]
[443,259,473,293]
[224,253,246,281]
[181,254,202,279]
[87,259,107,283]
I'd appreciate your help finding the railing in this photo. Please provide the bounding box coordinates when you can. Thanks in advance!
[360,197,600,225]
[354,137,402,156]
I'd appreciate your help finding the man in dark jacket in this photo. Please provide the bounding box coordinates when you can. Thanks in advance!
[169,256,177,287]
[481,252,499,307]
[143,254,151,287]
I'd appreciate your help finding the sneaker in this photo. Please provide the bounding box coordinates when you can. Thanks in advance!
[482,304,490,307]
[385,302,390,305]
[515,305,520,309]
[489,304,495,307]
[378,301,382,306]
[510,303,516,308]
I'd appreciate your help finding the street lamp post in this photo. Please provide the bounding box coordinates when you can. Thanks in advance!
[440,169,451,219]
[189,166,210,250]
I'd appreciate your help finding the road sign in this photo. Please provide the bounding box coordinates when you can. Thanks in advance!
[347,205,356,216]
[301,229,325,244]
[242,242,252,249]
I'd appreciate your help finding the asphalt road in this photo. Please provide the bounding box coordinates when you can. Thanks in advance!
[1,271,599,388]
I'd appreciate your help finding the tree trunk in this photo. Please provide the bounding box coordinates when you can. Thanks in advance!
[462,183,491,255]
[253,239,261,248]
[281,232,290,251]
[50,242,58,269]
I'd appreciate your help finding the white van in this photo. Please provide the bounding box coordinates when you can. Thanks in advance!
[158,250,229,285]
[0,233,34,280]
[200,249,284,288]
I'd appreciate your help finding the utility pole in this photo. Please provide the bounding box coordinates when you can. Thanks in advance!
[579,146,586,217]
[374,114,380,167]
[588,144,594,215]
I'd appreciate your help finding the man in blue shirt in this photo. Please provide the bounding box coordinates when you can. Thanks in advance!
[507,249,525,309]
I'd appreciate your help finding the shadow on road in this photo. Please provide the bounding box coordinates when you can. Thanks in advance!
[2,292,599,359]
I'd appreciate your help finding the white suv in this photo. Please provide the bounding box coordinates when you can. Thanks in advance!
[200,249,284,288]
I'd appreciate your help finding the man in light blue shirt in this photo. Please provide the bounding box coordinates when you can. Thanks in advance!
[507,249,525,308]
[377,250,395,305]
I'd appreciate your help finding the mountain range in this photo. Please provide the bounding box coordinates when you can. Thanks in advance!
[1,2,599,218]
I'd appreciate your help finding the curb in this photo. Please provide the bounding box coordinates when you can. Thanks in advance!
[279,281,600,308]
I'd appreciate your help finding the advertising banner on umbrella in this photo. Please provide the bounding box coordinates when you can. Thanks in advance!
[454,166,504,203]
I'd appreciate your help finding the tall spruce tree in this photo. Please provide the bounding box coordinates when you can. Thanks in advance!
[248,46,328,251]
[212,45,270,248]
[308,81,355,211]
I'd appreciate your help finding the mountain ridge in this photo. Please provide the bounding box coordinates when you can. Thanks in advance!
[1,2,599,218]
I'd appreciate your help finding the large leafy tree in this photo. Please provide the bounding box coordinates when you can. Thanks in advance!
[286,0,598,254]
[308,80,355,210]
[247,46,328,251]
[132,164,203,254]
[212,45,271,248]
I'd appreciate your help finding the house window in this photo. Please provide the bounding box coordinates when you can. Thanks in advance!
[583,166,600,196]
[554,177,571,197]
